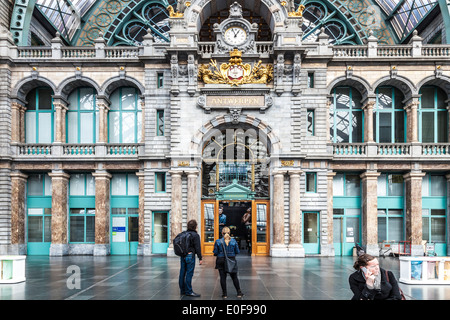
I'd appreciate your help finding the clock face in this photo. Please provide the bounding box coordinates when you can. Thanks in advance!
[224,26,248,46]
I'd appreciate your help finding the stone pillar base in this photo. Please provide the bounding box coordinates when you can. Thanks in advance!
[50,244,69,256]
[320,244,335,257]
[93,244,110,256]
[270,244,289,257]
[410,244,424,256]
[1,244,26,255]
[137,244,152,256]
[365,244,379,257]
[287,244,305,257]
[166,247,177,257]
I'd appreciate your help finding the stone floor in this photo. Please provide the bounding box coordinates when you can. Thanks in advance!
[1,255,450,300]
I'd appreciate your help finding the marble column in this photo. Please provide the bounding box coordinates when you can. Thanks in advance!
[404,171,425,256]
[360,171,380,256]
[53,98,68,143]
[325,171,337,256]
[168,170,183,256]
[187,170,199,224]
[136,171,145,246]
[446,174,450,256]
[19,105,26,143]
[271,169,287,257]
[97,97,110,143]
[11,102,23,143]
[10,171,27,254]
[49,170,70,256]
[363,100,375,143]
[288,170,304,257]
[92,170,112,255]
[405,100,419,143]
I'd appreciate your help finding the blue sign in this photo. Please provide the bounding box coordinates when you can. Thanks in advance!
[112,227,126,232]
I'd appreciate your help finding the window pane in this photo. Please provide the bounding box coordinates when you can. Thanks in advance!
[28,174,44,196]
[67,112,78,143]
[26,89,36,110]
[129,216,139,242]
[388,174,403,196]
[306,173,315,192]
[430,175,446,196]
[44,174,52,196]
[86,216,95,242]
[122,112,135,143]
[28,216,43,242]
[111,174,126,195]
[422,112,434,143]
[80,113,94,143]
[86,174,95,196]
[431,217,446,242]
[203,203,214,243]
[347,217,360,243]
[352,111,362,142]
[422,174,429,196]
[112,208,126,214]
[345,174,360,196]
[68,90,78,111]
[44,216,52,242]
[378,88,392,109]
[156,173,166,192]
[153,212,167,243]
[377,174,387,196]
[109,90,120,110]
[70,216,85,242]
[437,111,447,143]
[127,174,139,196]
[121,88,136,110]
[394,111,404,142]
[379,113,391,142]
[420,87,435,109]
[388,217,403,241]
[422,217,430,241]
[335,111,349,142]
[38,113,52,143]
[257,204,267,242]
[431,209,445,216]
[109,112,120,143]
[70,174,85,196]
[333,174,344,196]
[79,88,94,110]
[38,88,53,110]
[25,112,36,143]
[335,88,350,109]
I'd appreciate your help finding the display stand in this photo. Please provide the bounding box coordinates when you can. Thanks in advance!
[399,256,450,284]
[0,256,26,284]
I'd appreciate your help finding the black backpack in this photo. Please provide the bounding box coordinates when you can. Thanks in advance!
[173,231,191,257]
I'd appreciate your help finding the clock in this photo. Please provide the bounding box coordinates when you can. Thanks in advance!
[224,26,248,46]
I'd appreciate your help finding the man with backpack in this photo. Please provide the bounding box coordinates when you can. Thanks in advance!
[176,219,203,297]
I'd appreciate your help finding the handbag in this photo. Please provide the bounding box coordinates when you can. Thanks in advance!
[221,238,238,273]
[385,270,406,300]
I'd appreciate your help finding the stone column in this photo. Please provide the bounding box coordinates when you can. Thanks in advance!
[10,171,27,254]
[97,97,110,143]
[53,98,67,143]
[92,170,112,255]
[287,170,304,256]
[186,170,199,224]
[325,171,337,256]
[360,171,380,256]
[168,170,183,256]
[405,100,419,143]
[136,171,145,247]
[49,170,70,256]
[404,171,425,256]
[11,102,23,143]
[271,169,287,257]
[363,100,375,143]
[19,105,26,143]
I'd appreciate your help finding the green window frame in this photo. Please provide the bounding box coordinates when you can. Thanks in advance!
[330,86,364,143]
[307,109,315,136]
[69,173,95,243]
[25,87,55,143]
[108,87,142,143]
[306,172,317,193]
[27,173,52,244]
[374,87,406,143]
[307,72,314,88]
[157,72,164,88]
[418,86,448,143]
[155,172,166,193]
[67,87,98,143]
[157,110,165,136]
[422,174,447,246]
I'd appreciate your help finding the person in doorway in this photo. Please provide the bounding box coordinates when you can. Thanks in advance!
[218,205,226,238]
[213,226,244,299]
[241,207,251,254]
[179,219,203,297]
[349,253,402,300]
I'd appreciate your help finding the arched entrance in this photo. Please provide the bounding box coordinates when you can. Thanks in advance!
[200,124,271,256]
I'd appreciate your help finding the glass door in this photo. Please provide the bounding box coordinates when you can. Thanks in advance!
[152,211,169,254]
[110,208,139,255]
[303,211,320,254]
[253,200,270,256]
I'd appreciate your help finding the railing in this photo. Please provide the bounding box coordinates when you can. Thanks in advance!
[422,144,450,155]
[333,143,450,158]
[18,144,52,156]
[107,144,140,155]
[333,143,366,156]
[332,46,367,58]
[377,143,411,156]
[63,144,95,155]
[17,47,52,58]
[15,143,141,157]
[377,46,412,57]
[61,47,96,58]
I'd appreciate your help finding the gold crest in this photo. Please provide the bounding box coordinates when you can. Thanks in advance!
[198,49,273,86]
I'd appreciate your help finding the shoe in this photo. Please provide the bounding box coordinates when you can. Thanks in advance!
[237,291,244,298]
[222,293,228,299]
[185,292,201,297]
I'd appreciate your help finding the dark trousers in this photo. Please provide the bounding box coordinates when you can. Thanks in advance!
[179,253,195,294]
[218,268,241,295]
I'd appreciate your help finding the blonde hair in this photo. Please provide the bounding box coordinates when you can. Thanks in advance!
[222,226,231,245]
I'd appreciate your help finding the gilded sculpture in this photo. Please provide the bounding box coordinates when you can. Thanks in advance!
[198,49,273,86]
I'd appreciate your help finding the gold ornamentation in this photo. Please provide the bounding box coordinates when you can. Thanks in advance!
[167,5,184,18]
[198,49,273,86]
[178,161,190,167]
[281,160,294,167]
[288,4,305,17]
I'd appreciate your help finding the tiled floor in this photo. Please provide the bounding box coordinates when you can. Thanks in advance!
[1,255,450,300]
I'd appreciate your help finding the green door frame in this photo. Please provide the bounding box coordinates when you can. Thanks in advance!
[152,211,170,254]
[303,211,320,254]
[110,197,139,255]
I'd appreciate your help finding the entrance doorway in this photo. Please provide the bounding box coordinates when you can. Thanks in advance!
[303,211,320,254]
[110,209,139,255]
[201,200,270,256]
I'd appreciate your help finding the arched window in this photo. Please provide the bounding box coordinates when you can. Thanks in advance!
[108,87,142,143]
[67,87,98,143]
[419,86,448,143]
[330,86,363,143]
[374,87,405,143]
[25,87,54,143]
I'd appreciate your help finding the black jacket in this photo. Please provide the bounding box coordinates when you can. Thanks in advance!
[349,268,402,300]
[187,230,202,261]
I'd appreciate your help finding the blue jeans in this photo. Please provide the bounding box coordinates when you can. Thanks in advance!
[179,253,196,294]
